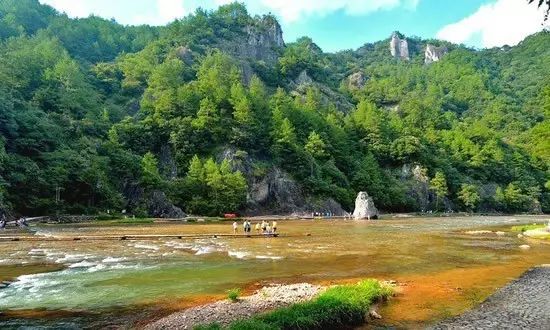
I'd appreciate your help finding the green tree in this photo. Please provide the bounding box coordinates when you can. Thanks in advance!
[430,171,448,210]
[140,152,162,189]
[305,131,327,159]
[458,184,480,211]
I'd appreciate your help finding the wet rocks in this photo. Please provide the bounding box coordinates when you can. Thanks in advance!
[432,266,550,329]
[352,192,379,220]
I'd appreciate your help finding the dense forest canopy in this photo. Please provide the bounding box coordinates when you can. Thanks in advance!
[0,0,548,217]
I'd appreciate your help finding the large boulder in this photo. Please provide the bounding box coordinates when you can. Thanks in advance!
[352,192,379,220]
[148,191,186,219]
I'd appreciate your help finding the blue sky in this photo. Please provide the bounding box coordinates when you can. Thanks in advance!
[39,0,548,52]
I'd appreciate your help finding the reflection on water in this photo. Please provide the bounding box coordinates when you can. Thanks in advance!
[0,215,549,328]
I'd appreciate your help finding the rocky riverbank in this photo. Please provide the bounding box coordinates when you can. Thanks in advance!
[146,283,324,329]
[432,265,550,329]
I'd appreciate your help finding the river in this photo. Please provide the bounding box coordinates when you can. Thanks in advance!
[0,215,549,329]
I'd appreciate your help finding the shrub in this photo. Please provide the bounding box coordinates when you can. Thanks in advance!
[227,288,241,302]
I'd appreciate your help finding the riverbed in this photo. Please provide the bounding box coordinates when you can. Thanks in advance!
[0,215,549,328]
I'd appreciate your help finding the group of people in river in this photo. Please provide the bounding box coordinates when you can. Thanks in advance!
[0,213,28,229]
[232,220,277,235]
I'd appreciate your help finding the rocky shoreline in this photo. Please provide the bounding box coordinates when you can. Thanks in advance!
[433,265,550,329]
[146,283,324,329]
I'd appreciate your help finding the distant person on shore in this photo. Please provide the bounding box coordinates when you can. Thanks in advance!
[255,222,260,233]
[232,221,238,234]
[261,220,267,233]
[272,221,277,233]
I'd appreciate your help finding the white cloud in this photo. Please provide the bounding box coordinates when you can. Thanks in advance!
[437,0,549,48]
[41,0,420,26]
[39,0,91,18]
[257,0,419,23]
[157,0,186,23]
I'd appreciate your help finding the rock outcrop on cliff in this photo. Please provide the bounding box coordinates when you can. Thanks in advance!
[424,44,448,64]
[218,15,284,83]
[352,192,378,220]
[390,32,409,60]
[216,147,346,216]
[347,72,367,90]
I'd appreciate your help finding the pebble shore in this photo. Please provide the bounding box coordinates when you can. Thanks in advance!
[433,265,550,329]
[146,283,323,329]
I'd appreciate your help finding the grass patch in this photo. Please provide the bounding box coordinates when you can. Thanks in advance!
[227,288,241,302]
[196,280,392,330]
[511,224,546,232]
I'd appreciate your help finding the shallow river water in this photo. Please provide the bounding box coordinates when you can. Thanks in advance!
[0,215,549,329]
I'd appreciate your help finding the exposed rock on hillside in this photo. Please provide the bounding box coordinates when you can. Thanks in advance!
[352,191,379,220]
[347,71,367,90]
[295,69,313,86]
[424,44,448,64]
[390,32,409,60]
[220,15,283,66]
[158,145,177,180]
[217,147,346,216]
[148,191,186,218]
[175,46,193,65]
[291,70,355,113]
[400,164,432,211]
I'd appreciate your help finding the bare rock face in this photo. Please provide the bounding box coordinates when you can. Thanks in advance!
[175,46,193,65]
[390,32,409,60]
[424,44,448,64]
[148,191,185,219]
[235,16,284,64]
[352,192,379,220]
[295,69,313,86]
[347,72,367,90]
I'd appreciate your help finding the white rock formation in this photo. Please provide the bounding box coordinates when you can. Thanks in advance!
[424,44,448,64]
[352,191,379,220]
[390,32,409,60]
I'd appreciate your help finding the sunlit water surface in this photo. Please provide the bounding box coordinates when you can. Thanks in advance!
[0,215,549,328]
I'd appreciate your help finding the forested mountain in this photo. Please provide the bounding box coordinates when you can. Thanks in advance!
[0,0,548,217]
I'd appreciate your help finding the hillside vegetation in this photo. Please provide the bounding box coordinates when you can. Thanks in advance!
[0,0,548,217]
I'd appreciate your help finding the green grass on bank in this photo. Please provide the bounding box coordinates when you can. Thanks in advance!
[195,280,392,330]
[511,224,546,232]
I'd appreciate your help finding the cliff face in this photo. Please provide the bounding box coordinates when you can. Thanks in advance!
[425,44,448,64]
[390,32,409,60]
[219,16,283,64]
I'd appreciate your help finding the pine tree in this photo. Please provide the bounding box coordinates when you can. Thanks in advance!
[430,171,448,210]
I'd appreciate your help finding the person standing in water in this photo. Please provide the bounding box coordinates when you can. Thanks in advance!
[261,220,267,233]
[272,220,277,233]
[233,221,238,234]
[255,222,260,233]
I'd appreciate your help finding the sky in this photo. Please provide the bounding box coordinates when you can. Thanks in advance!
[39,0,549,52]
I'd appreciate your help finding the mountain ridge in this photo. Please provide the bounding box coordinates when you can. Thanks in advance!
[0,0,548,217]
